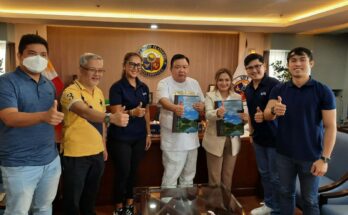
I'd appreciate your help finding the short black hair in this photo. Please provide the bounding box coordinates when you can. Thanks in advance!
[18,34,49,54]
[244,53,264,67]
[287,47,313,63]
[170,54,190,68]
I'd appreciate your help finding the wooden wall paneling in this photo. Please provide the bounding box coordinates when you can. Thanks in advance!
[47,26,251,206]
[47,26,238,99]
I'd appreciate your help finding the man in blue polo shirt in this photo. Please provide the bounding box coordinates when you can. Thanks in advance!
[264,47,337,215]
[244,53,280,215]
[0,34,64,215]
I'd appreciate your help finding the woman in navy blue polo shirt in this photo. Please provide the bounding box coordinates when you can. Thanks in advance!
[107,52,151,215]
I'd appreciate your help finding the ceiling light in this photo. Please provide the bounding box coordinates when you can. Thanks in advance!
[149,203,157,209]
[150,24,158,29]
[290,1,348,22]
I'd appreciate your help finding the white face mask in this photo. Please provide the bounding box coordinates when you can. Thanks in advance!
[22,55,48,74]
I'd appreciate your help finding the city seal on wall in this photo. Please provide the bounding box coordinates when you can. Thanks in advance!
[233,75,251,99]
[139,44,167,77]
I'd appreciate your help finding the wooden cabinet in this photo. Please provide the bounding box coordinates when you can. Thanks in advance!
[96,136,260,205]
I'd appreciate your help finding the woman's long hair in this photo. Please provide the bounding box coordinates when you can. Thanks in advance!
[121,52,142,79]
[214,68,234,92]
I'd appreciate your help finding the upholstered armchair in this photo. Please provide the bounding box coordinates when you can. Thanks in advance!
[296,132,348,210]
[320,188,348,215]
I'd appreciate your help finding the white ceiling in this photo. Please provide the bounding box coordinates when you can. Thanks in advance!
[1,0,348,34]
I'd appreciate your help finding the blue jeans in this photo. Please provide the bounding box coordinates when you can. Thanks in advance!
[253,143,280,214]
[276,153,319,215]
[0,155,61,215]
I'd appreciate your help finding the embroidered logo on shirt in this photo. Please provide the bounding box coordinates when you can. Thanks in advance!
[174,90,196,96]
[260,92,267,96]
[67,93,74,100]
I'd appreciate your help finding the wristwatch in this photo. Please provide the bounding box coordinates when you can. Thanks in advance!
[271,106,276,115]
[320,156,331,163]
[104,113,111,126]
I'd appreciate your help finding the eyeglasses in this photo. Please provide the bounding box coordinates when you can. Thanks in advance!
[80,66,106,74]
[128,62,142,70]
[246,64,263,71]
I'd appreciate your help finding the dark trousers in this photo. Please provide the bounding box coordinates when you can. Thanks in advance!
[108,138,145,204]
[62,152,104,215]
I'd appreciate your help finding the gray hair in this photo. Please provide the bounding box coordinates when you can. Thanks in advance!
[79,53,103,67]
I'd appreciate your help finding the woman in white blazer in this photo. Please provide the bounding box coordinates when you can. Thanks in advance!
[202,68,244,191]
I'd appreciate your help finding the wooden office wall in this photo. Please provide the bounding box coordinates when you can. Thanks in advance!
[47,26,239,98]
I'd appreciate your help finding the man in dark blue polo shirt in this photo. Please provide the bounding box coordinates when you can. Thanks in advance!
[264,47,337,215]
[244,53,280,215]
[0,34,64,215]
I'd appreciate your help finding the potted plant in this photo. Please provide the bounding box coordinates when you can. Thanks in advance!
[270,60,291,82]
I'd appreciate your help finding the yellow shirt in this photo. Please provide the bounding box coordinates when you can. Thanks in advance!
[60,81,105,157]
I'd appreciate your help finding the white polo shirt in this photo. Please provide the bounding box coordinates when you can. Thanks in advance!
[156,76,204,151]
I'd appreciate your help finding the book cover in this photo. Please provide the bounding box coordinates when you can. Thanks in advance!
[215,100,244,136]
[172,95,200,133]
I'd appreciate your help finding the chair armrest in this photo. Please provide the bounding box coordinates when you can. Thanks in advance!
[319,189,348,205]
[319,172,348,193]
[0,192,5,209]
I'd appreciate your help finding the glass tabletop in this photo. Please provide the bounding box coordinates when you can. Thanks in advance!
[134,184,245,215]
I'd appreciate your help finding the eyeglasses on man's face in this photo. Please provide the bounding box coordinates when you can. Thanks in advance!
[128,62,142,70]
[80,65,106,74]
[246,64,263,71]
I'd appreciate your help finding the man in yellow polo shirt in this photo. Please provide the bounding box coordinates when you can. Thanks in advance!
[60,53,129,215]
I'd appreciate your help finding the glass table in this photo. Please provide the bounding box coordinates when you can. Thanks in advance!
[134,184,245,215]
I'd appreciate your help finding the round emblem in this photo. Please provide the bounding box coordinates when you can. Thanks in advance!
[233,75,251,97]
[139,44,167,77]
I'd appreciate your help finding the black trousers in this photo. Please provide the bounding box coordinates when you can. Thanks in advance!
[62,152,104,215]
[107,138,145,204]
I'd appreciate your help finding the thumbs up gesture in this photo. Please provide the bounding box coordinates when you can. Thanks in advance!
[44,100,64,125]
[254,106,264,123]
[110,106,129,127]
[274,96,286,116]
[193,102,205,112]
[216,101,225,118]
[130,102,146,117]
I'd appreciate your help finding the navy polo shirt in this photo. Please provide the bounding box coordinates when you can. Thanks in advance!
[245,76,280,147]
[0,67,58,167]
[108,77,149,141]
[269,78,336,161]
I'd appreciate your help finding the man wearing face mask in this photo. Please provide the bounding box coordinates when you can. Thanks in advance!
[0,34,64,214]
